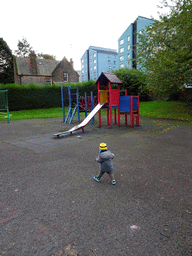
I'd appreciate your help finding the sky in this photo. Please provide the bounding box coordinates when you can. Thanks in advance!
[2,0,167,70]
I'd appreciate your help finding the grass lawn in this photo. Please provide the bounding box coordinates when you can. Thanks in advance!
[140,101,192,121]
[0,101,192,122]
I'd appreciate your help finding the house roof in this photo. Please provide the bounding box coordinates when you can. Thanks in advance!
[14,56,59,76]
[96,72,122,85]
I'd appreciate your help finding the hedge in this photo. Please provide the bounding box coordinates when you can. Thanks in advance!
[0,71,152,111]
[0,81,97,111]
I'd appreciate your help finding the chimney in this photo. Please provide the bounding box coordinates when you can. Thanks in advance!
[29,51,38,75]
[70,58,73,68]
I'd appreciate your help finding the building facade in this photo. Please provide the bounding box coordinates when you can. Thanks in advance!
[14,53,79,85]
[118,16,154,69]
[81,46,118,82]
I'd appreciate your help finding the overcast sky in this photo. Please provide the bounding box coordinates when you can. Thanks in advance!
[2,0,168,70]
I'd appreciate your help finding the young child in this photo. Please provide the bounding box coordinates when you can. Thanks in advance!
[94,142,116,185]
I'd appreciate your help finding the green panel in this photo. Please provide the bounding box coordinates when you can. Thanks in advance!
[0,90,8,110]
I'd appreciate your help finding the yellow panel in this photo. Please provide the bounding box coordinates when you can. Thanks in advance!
[99,90,108,103]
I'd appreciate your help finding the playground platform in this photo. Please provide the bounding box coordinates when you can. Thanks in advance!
[0,116,192,255]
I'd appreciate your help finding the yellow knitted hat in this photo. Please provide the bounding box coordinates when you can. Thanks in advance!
[99,143,107,150]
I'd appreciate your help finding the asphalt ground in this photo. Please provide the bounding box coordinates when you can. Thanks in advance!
[0,115,192,256]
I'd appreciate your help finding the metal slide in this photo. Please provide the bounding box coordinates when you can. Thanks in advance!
[53,102,105,138]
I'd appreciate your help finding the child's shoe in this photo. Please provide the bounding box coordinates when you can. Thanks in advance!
[93,176,100,182]
[112,180,116,185]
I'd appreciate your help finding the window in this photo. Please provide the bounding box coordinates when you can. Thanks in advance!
[63,73,68,80]
[120,64,124,68]
[120,39,124,45]
[82,70,84,74]
[82,59,84,63]
[93,53,96,57]
[113,55,116,58]
[127,53,130,59]
[82,64,84,68]
[46,78,52,85]
[128,36,130,42]
[113,66,116,70]
[108,60,110,63]
[63,73,68,82]
[120,48,124,53]
[94,72,96,76]
[108,54,111,58]
[127,61,130,67]
[109,66,111,70]
[114,61,116,64]
[94,66,96,69]
[120,56,124,61]
[128,45,130,50]
[94,59,96,63]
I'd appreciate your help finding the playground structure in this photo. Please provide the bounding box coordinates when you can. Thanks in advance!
[96,72,139,128]
[61,84,95,124]
[0,89,10,123]
[53,72,139,137]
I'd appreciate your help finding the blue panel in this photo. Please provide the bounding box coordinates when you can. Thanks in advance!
[120,96,130,112]
[133,98,138,110]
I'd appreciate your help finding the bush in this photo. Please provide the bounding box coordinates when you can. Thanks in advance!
[0,71,151,112]
[60,80,97,96]
[0,84,61,111]
[0,81,98,111]
[112,68,151,101]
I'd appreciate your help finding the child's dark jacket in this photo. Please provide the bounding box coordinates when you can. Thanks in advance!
[95,150,115,172]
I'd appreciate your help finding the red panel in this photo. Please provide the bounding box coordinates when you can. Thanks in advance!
[110,89,120,105]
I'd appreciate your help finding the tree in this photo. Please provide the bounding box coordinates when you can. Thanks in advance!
[15,37,33,57]
[37,53,56,60]
[137,0,192,99]
[112,68,150,101]
[0,38,14,84]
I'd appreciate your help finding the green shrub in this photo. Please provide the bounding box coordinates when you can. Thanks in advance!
[1,72,152,111]
[0,84,61,111]
[60,80,97,96]
[0,81,98,111]
[112,68,151,101]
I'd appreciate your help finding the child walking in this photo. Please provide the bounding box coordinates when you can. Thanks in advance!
[94,142,116,185]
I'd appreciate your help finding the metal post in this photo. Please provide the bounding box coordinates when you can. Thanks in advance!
[109,82,113,128]
[98,81,101,127]
[77,87,80,123]
[125,89,127,126]
[61,85,65,122]
[130,96,134,128]
[118,84,120,127]
[136,95,140,126]
[85,92,87,118]
[91,91,94,124]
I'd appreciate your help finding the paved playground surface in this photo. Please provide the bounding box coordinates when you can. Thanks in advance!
[0,115,192,256]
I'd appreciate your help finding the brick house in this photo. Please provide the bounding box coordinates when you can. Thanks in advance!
[13,52,79,85]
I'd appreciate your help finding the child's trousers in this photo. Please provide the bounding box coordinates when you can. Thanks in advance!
[97,170,115,180]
